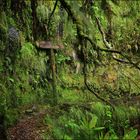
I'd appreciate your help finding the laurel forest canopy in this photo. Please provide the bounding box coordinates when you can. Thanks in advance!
[0,0,140,139]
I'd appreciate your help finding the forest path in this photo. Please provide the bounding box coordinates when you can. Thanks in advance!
[7,106,49,140]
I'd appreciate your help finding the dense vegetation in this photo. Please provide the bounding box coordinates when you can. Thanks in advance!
[0,0,140,139]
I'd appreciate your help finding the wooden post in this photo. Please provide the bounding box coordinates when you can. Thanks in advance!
[50,49,57,105]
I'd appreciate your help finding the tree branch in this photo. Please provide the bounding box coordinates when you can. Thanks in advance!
[59,0,115,109]
[82,44,115,110]
[95,16,140,70]
[95,16,112,49]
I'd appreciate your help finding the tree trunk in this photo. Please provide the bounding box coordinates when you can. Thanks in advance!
[31,0,38,41]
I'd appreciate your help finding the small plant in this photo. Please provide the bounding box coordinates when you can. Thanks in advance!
[101,129,138,140]
[123,129,138,140]
[79,112,104,140]
[56,53,71,64]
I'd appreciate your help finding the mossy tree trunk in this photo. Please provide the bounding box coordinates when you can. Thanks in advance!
[31,0,38,41]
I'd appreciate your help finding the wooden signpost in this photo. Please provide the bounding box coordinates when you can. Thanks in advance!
[36,41,64,105]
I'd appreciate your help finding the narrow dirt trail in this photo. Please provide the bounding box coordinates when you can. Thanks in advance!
[7,109,48,140]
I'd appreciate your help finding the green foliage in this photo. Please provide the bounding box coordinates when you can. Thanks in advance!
[123,129,138,140]
[43,104,139,140]
[0,1,140,139]
[37,4,49,23]
[20,42,35,60]
[79,113,104,140]
[56,53,71,64]
[0,85,6,115]
[43,107,105,140]
[100,129,138,140]
[5,109,19,127]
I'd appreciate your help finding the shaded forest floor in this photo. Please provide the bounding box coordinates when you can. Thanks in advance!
[5,70,140,139]
[7,95,140,140]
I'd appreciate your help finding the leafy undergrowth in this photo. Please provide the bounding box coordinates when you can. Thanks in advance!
[42,103,140,140]
[7,99,140,140]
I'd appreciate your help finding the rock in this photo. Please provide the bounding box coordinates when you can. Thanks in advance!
[25,109,33,115]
